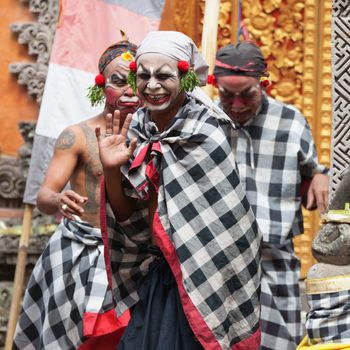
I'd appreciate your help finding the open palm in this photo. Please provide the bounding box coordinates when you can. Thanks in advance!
[96,111,137,170]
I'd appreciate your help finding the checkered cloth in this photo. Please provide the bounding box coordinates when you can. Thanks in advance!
[224,95,327,350]
[260,241,302,350]
[101,96,262,350]
[225,94,328,245]
[305,289,350,345]
[13,218,116,350]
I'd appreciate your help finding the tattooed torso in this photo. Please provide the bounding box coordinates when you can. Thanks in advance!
[64,120,103,228]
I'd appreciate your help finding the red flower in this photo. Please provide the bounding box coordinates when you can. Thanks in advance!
[95,74,105,87]
[177,60,189,73]
[260,77,271,88]
[207,74,217,87]
[129,61,137,72]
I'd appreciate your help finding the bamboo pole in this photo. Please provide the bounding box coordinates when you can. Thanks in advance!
[5,204,34,350]
[231,0,240,43]
[201,0,220,99]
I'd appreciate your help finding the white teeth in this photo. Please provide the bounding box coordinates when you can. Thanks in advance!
[148,94,166,100]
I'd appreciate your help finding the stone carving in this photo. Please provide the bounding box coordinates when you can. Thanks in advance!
[17,121,36,178]
[0,282,13,345]
[330,0,350,195]
[0,122,35,208]
[9,0,59,103]
[312,167,350,267]
[0,232,51,279]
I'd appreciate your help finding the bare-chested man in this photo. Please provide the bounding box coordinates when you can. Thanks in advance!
[13,38,141,350]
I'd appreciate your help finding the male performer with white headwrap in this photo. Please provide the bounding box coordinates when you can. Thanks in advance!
[97,31,262,350]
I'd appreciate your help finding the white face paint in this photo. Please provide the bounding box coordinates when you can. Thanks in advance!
[103,57,141,119]
[136,53,184,116]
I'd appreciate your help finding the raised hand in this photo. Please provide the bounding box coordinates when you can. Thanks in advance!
[96,110,137,170]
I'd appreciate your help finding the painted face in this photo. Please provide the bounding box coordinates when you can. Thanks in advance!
[103,56,141,121]
[217,75,263,125]
[136,53,185,120]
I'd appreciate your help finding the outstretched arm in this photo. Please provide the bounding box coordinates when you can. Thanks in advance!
[96,110,137,221]
[37,126,88,220]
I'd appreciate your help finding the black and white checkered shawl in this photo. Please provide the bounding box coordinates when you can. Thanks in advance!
[225,95,328,245]
[305,289,350,345]
[101,96,262,350]
[13,218,119,350]
[260,241,302,350]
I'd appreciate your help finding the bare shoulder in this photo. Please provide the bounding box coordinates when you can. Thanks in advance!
[77,119,101,165]
[54,125,86,158]
[78,118,99,142]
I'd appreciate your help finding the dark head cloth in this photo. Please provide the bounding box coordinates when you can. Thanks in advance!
[214,42,267,78]
[98,40,138,73]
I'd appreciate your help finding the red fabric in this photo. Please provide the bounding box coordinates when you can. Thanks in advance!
[100,178,113,291]
[80,308,130,350]
[153,211,221,349]
[129,144,150,170]
[232,327,261,350]
[154,210,261,349]
[83,308,130,337]
[78,326,124,350]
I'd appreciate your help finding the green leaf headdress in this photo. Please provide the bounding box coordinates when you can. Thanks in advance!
[87,30,137,106]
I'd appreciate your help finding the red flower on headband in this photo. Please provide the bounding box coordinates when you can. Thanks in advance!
[260,77,271,88]
[129,61,137,72]
[207,74,217,87]
[95,74,105,87]
[178,60,189,73]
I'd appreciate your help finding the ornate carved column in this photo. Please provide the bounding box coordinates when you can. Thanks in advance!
[330,1,350,193]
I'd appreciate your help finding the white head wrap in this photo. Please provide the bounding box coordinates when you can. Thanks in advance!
[136,31,209,86]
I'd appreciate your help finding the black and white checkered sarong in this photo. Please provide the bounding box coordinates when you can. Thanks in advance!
[260,241,302,350]
[13,218,114,349]
[305,289,350,345]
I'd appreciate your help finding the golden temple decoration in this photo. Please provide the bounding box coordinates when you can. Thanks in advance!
[241,0,305,108]
[208,0,332,277]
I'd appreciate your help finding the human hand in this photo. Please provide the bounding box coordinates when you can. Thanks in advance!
[95,110,137,170]
[57,190,88,220]
[306,173,329,214]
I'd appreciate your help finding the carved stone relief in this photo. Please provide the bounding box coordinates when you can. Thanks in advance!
[9,0,59,104]
[1,0,59,207]
[330,0,350,195]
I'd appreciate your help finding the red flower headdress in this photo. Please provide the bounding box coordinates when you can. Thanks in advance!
[259,76,271,88]
[87,73,106,107]
[127,61,137,94]
[177,60,200,92]
[206,74,217,87]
